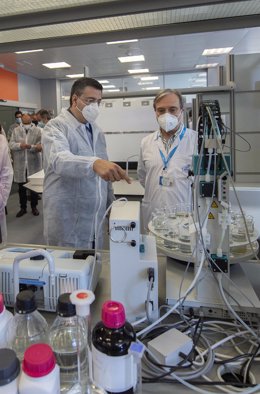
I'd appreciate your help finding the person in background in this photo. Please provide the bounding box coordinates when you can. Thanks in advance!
[30,113,38,126]
[0,135,13,244]
[188,109,193,129]
[9,113,42,217]
[7,110,22,141]
[37,109,52,128]
[0,124,7,138]
[137,89,197,231]
[42,77,131,248]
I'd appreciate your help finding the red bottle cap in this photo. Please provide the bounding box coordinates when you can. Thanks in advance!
[102,300,126,329]
[22,344,55,377]
[0,293,4,314]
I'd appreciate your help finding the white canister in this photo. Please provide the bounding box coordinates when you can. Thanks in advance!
[19,343,60,394]
[0,348,20,394]
[0,293,13,348]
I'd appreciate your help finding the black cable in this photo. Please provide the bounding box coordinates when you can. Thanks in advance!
[241,342,260,383]
[220,121,251,152]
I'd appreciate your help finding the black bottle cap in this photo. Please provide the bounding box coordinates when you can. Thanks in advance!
[0,348,20,386]
[15,290,37,314]
[57,293,76,317]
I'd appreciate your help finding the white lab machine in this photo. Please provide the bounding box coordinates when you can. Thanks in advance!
[109,201,158,322]
[0,247,101,311]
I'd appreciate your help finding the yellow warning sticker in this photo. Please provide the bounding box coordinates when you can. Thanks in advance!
[208,212,215,219]
[211,201,218,208]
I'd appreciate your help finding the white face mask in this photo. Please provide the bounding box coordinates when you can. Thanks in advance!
[77,101,100,123]
[23,124,31,130]
[16,117,22,124]
[157,113,181,133]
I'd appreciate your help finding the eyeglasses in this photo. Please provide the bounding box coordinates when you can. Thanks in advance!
[78,97,102,106]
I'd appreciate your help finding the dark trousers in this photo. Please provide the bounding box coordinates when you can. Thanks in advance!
[18,183,38,210]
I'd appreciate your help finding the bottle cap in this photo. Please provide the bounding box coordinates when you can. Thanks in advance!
[0,293,4,314]
[0,348,20,386]
[15,290,37,314]
[22,344,55,377]
[102,300,126,329]
[57,293,76,317]
[70,289,95,317]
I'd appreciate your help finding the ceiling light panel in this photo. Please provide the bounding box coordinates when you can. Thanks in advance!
[66,73,84,78]
[128,69,149,74]
[118,55,145,63]
[140,76,159,81]
[202,47,233,56]
[106,39,138,45]
[0,0,118,16]
[43,62,71,68]
[15,49,43,54]
[195,63,218,68]
[1,1,260,44]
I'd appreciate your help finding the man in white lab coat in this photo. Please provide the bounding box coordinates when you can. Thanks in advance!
[42,77,130,249]
[0,135,13,244]
[9,113,42,217]
[137,89,197,231]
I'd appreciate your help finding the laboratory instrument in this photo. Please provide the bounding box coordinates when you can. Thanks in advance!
[0,247,101,311]
[109,200,158,322]
[149,100,260,321]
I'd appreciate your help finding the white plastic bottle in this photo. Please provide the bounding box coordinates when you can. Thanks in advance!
[0,348,20,394]
[19,343,60,394]
[0,293,13,348]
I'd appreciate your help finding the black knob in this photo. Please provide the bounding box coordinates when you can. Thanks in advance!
[130,222,136,229]
[130,240,136,247]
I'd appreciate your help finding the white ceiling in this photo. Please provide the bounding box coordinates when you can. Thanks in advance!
[0,0,259,82]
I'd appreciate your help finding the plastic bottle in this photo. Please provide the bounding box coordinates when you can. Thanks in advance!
[49,293,88,393]
[0,293,13,348]
[6,290,48,361]
[19,343,60,394]
[70,289,106,394]
[92,300,137,394]
[0,348,20,394]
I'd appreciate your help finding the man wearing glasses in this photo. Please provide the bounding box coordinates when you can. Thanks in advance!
[42,77,130,248]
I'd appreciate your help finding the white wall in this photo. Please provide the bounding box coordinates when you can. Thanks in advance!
[18,73,41,109]
[98,97,158,162]
[40,79,61,116]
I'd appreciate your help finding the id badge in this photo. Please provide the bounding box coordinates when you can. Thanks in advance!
[159,171,173,187]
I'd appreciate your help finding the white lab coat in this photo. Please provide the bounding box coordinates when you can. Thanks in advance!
[0,135,13,245]
[42,108,114,249]
[9,124,42,183]
[137,126,197,231]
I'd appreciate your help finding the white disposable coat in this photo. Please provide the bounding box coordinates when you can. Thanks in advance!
[42,109,114,248]
[9,124,42,183]
[0,135,13,244]
[137,126,197,230]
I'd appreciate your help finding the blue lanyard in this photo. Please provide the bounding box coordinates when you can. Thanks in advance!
[159,126,187,170]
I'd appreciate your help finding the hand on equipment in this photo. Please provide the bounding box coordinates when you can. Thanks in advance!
[93,159,131,184]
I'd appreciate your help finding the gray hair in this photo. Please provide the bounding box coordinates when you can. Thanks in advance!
[153,89,184,110]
